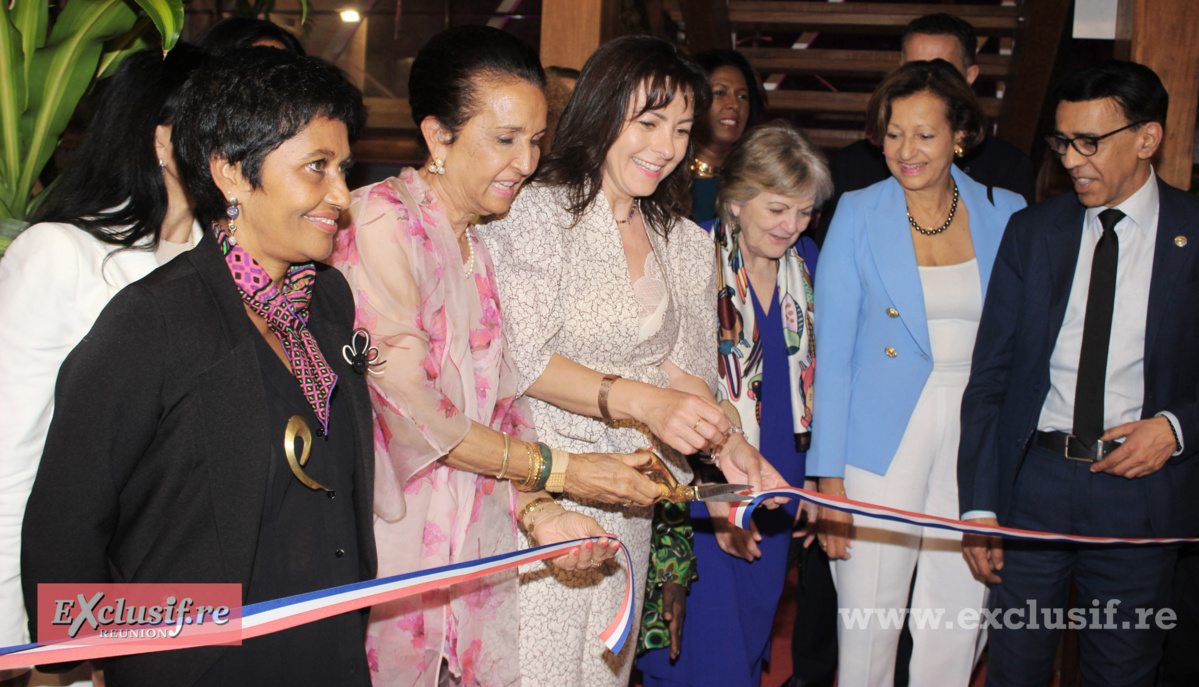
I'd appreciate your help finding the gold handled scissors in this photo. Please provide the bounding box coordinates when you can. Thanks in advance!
[638,450,752,503]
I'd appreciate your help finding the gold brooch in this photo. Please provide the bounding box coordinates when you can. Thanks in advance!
[285,416,331,492]
[1175,236,1187,247]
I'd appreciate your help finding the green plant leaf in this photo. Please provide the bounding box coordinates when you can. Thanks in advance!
[13,0,49,90]
[129,0,183,52]
[95,15,153,80]
[0,3,27,213]
[18,0,137,197]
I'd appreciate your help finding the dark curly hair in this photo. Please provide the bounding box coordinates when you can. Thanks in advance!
[864,58,986,152]
[533,35,711,239]
[172,47,366,228]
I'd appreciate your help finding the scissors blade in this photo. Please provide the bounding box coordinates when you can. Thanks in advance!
[691,484,754,501]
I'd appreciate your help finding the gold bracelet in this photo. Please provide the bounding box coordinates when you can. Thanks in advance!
[516,442,543,492]
[518,497,562,543]
[496,433,512,480]
[546,448,571,493]
[598,374,620,423]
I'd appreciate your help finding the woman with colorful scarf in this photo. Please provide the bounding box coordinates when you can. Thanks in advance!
[21,49,376,687]
[637,121,833,687]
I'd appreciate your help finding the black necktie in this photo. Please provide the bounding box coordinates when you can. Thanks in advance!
[1073,208,1125,447]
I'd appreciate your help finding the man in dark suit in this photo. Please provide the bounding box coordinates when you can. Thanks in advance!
[958,60,1199,686]
[811,13,1036,247]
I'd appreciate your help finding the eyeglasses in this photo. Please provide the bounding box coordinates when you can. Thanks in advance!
[1045,121,1149,157]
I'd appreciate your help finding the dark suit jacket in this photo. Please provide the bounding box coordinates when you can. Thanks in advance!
[812,135,1036,247]
[21,234,377,685]
[958,177,1199,537]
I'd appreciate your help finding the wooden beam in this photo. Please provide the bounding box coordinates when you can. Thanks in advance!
[679,0,731,52]
[769,90,1001,119]
[540,0,618,71]
[742,48,1011,78]
[723,2,1020,32]
[996,0,1073,156]
[1115,0,1199,190]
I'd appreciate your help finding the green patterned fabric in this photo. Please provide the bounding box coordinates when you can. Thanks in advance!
[637,501,699,655]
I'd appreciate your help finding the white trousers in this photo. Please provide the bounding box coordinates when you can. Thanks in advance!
[832,370,987,687]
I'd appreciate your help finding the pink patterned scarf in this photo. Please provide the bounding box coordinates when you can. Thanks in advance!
[214,223,338,435]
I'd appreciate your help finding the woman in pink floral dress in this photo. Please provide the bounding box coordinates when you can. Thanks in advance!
[331,27,664,687]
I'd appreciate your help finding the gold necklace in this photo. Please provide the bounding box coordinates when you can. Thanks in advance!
[906,180,959,236]
[692,157,720,178]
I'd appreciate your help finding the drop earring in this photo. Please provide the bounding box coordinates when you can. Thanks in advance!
[226,197,240,246]
[428,157,446,175]
[954,144,965,158]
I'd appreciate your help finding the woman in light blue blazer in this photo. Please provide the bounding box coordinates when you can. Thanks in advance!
[808,60,1025,686]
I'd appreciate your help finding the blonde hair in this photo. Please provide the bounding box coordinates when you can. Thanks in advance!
[715,121,833,230]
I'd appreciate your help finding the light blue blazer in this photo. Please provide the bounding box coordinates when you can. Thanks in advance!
[807,166,1025,478]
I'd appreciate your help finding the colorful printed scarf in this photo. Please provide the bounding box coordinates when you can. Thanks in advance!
[713,218,814,449]
[214,223,338,434]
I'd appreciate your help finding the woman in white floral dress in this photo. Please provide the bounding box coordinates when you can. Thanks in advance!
[482,35,790,687]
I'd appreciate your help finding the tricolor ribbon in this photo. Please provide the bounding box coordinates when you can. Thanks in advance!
[730,487,1199,544]
[0,537,633,671]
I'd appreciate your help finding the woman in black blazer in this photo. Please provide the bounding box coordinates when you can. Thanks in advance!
[21,49,374,687]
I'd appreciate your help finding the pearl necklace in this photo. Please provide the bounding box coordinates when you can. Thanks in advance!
[906,180,959,236]
[616,199,639,224]
[463,227,476,276]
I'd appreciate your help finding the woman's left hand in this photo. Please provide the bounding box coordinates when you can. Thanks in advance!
[532,507,620,571]
[792,478,820,547]
[717,433,790,509]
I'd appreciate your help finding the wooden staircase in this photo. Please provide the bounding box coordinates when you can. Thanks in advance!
[655,0,1070,156]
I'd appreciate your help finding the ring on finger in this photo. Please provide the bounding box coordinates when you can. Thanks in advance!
[589,560,602,569]
[693,418,703,431]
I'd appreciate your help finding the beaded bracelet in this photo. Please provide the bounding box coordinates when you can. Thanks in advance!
[546,447,571,493]
[516,442,544,492]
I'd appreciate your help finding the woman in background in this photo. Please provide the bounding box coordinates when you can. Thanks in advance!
[689,49,765,222]
[0,44,207,679]
[332,26,656,686]
[638,121,831,687]
[809,59,1025,685]
[22,48,375,687]
[484,35,787,686]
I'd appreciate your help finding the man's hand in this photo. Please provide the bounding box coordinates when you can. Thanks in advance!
[792,478,820,548]
[1091,416,1178,479]
[961,517,1004,584]
[661,582,687,660]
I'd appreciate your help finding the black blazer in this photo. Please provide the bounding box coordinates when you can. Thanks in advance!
[21,234,377,685]
[958,177,1199,537]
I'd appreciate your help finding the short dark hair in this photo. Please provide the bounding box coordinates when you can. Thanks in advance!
[535,35,711,238]
[34,44,209,248]
[902,13,977,69]
[408,25,545,154]
[173,48,366,228]
[197,17,305,55]
[1051,60,1168,128]
[865,59,986,151]
[693,49,767,128]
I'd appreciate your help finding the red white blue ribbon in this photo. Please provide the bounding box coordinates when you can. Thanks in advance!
[730,487,1199,544]
[0,537,633,670]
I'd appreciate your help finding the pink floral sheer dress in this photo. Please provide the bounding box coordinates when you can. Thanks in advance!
[331,168,535,686]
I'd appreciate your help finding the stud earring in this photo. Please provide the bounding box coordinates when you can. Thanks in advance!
[226,197,240,246]
[158,159,166,168]
[954,144,965,158]
[428,157,446,175]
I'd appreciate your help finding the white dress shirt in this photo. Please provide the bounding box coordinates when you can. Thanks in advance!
[963,171,1180,522]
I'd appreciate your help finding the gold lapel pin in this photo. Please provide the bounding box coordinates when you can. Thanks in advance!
[1176,236,1187,247]
[285,415,331,492]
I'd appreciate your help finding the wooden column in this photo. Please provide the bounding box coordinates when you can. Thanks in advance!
[540,0,619,71]
[995,0,1073,156]
[1115,0,1199,190]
